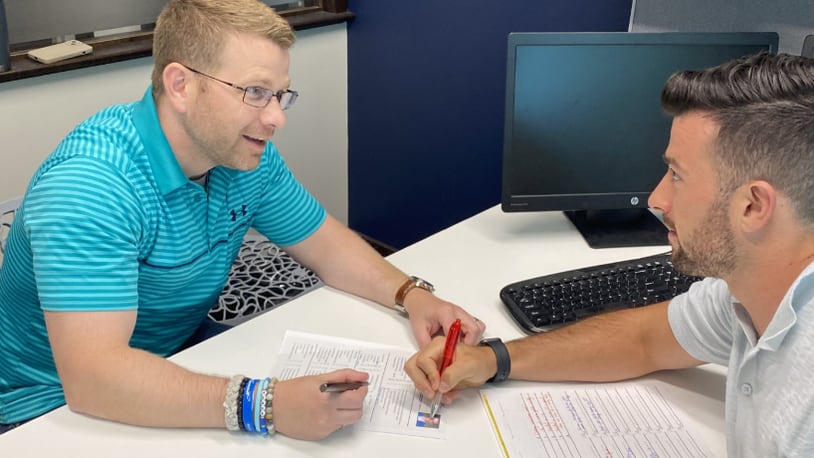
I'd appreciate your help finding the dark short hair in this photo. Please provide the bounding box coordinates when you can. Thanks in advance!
[661,52,814,225]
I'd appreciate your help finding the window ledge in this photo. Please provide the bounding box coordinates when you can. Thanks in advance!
[0,10,354,84]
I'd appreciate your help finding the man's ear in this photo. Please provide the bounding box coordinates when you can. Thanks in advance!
[738,180,776,234]
[161,63,193,113]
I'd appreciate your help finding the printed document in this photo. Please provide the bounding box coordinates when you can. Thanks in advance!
[480,382,713,457]
[271,330,445,439]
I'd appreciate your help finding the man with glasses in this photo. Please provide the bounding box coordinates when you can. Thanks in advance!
[0,0,484,439]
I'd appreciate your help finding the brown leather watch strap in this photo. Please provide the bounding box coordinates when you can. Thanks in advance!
[394,276,435,314]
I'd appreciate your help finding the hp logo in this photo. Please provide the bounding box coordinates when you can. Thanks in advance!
[630,197,640,206]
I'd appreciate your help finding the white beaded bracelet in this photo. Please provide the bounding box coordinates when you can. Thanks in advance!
[223,374,246,431]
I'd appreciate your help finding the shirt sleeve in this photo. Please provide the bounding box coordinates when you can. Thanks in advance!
[667,277,735,365]
[250,144,326,246]
[24,157,144,312]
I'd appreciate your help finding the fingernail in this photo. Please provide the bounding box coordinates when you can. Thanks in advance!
[439,382,450,392]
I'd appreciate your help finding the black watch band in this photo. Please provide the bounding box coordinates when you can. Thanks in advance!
[479,338,511,383]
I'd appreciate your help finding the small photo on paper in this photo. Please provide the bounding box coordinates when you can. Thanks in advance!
[416,411,440,429]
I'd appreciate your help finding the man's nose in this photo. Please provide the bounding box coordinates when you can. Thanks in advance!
[648,172,672,214]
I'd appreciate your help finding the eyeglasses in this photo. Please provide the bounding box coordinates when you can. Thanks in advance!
[183,65,298,110]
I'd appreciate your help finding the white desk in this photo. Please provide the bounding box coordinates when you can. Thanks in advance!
[0,206,726,457]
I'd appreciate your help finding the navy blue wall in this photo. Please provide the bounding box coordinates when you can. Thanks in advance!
[347,1,633,249]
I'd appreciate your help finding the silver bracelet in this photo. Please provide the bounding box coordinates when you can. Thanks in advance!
[223,374,246,431]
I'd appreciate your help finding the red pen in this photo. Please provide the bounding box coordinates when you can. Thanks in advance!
[429,318,462,417]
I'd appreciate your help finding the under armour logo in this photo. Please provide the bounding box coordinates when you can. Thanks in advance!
[230,205,248,221]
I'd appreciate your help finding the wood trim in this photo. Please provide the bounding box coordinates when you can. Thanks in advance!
[322,0,348,14]
[0,10,354,84]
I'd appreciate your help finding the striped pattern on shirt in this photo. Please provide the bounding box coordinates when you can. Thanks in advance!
[0,87,325,423]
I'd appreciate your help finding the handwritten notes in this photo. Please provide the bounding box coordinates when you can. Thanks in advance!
[480,382,712,457]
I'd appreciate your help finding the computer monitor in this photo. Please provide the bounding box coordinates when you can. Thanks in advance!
[500,32,779,248]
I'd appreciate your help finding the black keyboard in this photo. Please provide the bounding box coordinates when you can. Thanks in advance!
[500,252,702,333]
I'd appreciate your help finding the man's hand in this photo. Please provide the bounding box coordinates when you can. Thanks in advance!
[272,369,369,440]
[404,292,486,348]
[403,336,496,404]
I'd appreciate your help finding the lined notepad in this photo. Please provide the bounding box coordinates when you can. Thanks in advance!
[480,381,713,458]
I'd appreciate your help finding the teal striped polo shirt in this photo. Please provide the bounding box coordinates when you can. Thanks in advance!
[0,87,326,423]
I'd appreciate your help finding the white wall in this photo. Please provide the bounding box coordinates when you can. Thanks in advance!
[279,23,348,223]
[0,23,349,223]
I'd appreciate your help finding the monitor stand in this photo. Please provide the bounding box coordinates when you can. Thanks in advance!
[564,209,668,249]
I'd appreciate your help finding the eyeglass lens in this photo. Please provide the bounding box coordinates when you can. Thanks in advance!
[243,89,298,110]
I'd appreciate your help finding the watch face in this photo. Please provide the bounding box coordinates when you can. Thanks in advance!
[411,276,435,292]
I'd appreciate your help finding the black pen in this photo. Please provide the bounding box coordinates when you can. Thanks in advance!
[319,381,370,393]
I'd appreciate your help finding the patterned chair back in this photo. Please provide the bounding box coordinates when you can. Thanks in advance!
[0,196,22,259]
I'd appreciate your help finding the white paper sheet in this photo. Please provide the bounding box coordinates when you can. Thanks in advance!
[271,330,445,439]
[480,382,713,458]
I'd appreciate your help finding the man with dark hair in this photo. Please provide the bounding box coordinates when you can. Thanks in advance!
[406,52,814,456]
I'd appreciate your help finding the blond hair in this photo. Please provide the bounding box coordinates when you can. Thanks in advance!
[151,0,295,95]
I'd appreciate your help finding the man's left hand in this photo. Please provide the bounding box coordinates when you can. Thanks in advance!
[403,291,486,348]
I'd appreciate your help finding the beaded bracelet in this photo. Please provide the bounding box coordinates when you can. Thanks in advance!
[258,380,269,434]
[258,377,275,435]
[236,377,249,432]
[225,376,279,436]
[223,375,247,431]
[263,377,279,435]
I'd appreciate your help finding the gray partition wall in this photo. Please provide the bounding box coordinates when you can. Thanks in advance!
[630,0,813,54]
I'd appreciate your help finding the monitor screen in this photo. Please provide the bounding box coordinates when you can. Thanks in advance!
[501,32,779,248]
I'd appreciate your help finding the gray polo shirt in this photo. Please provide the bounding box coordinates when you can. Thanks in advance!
[668,263,814,457]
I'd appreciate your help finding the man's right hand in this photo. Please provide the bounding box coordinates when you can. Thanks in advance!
[403,336,498,405]
[271,369,369,440]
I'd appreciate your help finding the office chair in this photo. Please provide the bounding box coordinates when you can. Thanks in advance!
[803,35,814,58]
[208,234,323,325]
[0,196,22,259]
[210,232,395,325]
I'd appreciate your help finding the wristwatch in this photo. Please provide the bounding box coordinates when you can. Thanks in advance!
[479,338,511,383]
[394,276,435,315]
